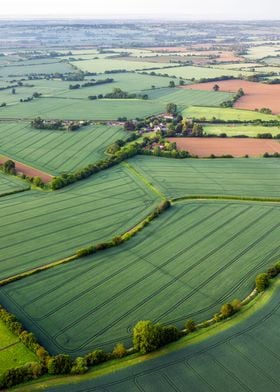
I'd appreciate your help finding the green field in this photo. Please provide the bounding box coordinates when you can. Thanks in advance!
[149,65,252,80]
[0,62,74,78]
[0,320,38,375]
[0,165,160,279]
[142,87,234,107]
[129,156,280,199]
[204,124,280,137]
[0,172,29,196]
[0,122,128,175]
[46,283,280,392]
[0,200,279,356]
[72,58,175,73]
[0,97,165,120]
[182,105,279,121]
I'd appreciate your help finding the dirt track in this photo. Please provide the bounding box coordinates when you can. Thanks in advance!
[0,156,53,183]
[168,137,280,157]
[182,80,280,114]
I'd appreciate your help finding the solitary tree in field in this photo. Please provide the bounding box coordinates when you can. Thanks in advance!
[213,84,220,92]
[169,80,176,88]
[11,88,16,94]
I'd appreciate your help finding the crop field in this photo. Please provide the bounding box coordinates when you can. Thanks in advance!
[0,122,128,175]
[142,87,234,107]
[170,137,280,157]
[204,124,280,137]
[183,80,280,114]
[0,319,38,375]
[72,59,174,73]
[49,283,280,392]
[129,156,280,199]
[0,200,279,356]
[182,106,278,121]
[0,165,160,279]
[0,62,74,78]
[55,73,180,98]
[0,97,165,120]
[0,172,29,196]
[149,65,252,80]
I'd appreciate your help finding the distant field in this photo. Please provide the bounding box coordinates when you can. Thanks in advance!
[170,137,280,157]
[0,165,160,279]
[184,80,280,114]
[0,200,279,356]
[0,122,128,175]
[0,62,74,78]
[148,65,251,80]
[245,45,280,60]
[0,172,29,196]
[72,58,173,73]
[56,73,179,98]
[204,124,280,137]
[182,106,278,121]
[144,87,234,107]
[0,97,165,120]
[130,156,280,199]
[0,319,38,374]
[48,284,280,392]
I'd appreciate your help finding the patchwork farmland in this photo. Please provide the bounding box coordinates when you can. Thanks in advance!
[0,19,279,392]
[0,200,279,356]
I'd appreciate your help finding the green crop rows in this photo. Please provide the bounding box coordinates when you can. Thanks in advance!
[0,165,160,279]
[0,122,128,175]
[48,282,280,392]
[0,172,29,196]
[182,106,279,121]
[0,200,279,356]
[0,97,166,120]
[129,156,280,199]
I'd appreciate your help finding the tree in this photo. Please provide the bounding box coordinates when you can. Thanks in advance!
[47,354,72,375]
[185,319,196,333]
[132,320,162,354]
[255,273,269,292]
[220,303,234,318]
[191,123,204,137]
[169,80,176,88]
[213,84,220,92]
[33,176,44,188]
[166,103,177,116]
[70,357,88,375]
[3,159,16,175]
[12,88,16,94]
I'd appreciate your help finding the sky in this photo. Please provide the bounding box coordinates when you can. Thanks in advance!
[0,0,279,20]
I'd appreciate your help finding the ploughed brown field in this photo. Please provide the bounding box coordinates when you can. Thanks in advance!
[0,155,53,183]
[182,80,280,114]
[168,137,280,157]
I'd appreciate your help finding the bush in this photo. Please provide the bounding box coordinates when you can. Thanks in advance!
[47,354,72,375]
[220,303,234,318]
[185,319,196,333]
[112,343,127,358]
[255,273,269,292]
[0,362,43,389]
[84,349,108,366]
[231,299,241,312]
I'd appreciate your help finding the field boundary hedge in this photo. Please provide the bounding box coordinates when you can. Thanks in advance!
[171,195,280,203]
[0,200,171,287]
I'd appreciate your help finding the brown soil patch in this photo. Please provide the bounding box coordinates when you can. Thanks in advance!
[182,79,280,114]
[168,137,280,157]
[0,156,53,183]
